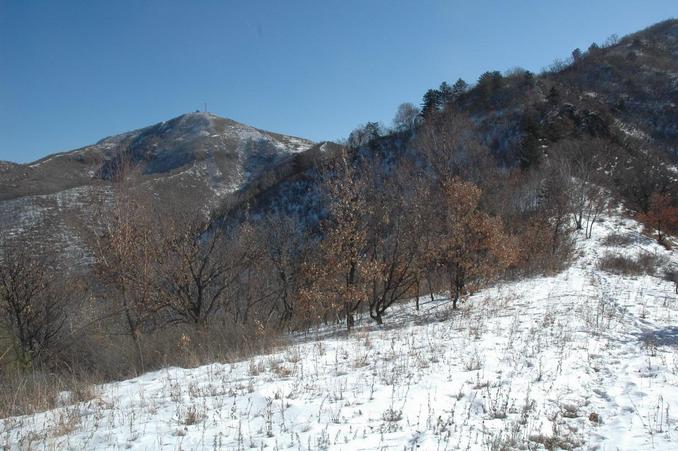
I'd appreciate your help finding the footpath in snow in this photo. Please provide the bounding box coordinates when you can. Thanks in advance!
[1,212,677,450]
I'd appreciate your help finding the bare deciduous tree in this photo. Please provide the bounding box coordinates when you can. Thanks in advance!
[94,159,162,372]
[0,244,70,368]
[364,164,419,324]
[155,217,238,328]
[551,139,609,238]
[392,102,421,133]
[255,214,307,326]
[415,109,494,187]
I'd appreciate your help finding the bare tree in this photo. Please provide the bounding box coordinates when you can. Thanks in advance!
[415,109,493,186]
[0,243,70,368]
[392,102,421,133]
[93,159,162,372]
[584,190,608,239]
[551,139,609,237]
[229,222,285,326]
[155,216,248,328]
[538,159,576,256]
[255,214,306,326]
[363,162,419,324]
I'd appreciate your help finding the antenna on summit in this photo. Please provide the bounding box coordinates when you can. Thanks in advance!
[204,102,207,113]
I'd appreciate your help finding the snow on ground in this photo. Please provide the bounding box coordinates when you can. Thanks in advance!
[1,211,677,450]
[615,119,650,141]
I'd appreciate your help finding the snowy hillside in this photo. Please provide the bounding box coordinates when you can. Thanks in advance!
[0,112,316,266]
[2,211,677,450]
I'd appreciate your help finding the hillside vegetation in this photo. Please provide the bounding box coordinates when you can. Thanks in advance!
[2,211,677,449]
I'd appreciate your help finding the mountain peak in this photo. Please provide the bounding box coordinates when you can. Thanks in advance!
[93,112,313,178]
[169,111,226,127]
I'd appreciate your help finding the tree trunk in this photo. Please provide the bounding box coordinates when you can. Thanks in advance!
[132,331,144,375]
[122,294,144,374]
[415,279,420,311]
[345,303,354,331]
[426,274,435,302]
[449,271,462,310]
[449,275,458,310]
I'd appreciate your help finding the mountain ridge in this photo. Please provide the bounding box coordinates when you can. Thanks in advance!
[0,112,318,266]
[0,112,314,201]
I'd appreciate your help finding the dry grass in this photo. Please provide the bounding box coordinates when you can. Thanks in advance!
[0,371,97,419]
[598,252,667,276]
[0,321,289,419]
[601,232,635,247]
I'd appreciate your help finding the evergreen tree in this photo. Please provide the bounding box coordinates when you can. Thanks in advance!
[521,71,535,89]
[519,112,542,169]
[421,89,442,118]
[476,71,503,107]
[451,78,468,99]
[519,133,541,169]
[364,122,381,142]
[547,86,560,105]
[439,82,454,106]
[365,122,381,149]
[571,48,583,62]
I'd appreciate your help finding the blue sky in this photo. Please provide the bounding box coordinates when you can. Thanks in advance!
[0,1,675,163]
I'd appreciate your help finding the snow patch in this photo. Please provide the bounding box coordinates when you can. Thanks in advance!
[615,119,650,140]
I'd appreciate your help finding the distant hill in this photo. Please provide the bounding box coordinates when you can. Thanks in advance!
[0,112,316,264]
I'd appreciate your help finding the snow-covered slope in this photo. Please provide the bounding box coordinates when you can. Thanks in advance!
[2,212,677,450]
[0,112,315,266]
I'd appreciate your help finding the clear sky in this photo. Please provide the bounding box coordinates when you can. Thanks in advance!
[0,1,675,163]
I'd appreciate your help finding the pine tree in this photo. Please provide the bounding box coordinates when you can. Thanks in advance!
[547,86,560,105]
[519,134,541,169]
[476,71,503,107]
[439,82,454,106]
[519,113,542,169]
[421,89,442,118]
[571,48,583,63]
[451,78,468,99]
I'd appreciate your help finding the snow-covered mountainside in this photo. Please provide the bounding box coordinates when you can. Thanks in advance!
[2,210,676,450]
[0,112,315,266]
[1,112,313,202]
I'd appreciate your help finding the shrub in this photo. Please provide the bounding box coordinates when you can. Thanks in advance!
[0,370,96,418]
[602,233,634,247]
[637,192,678,244]
[598,252,667,276]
